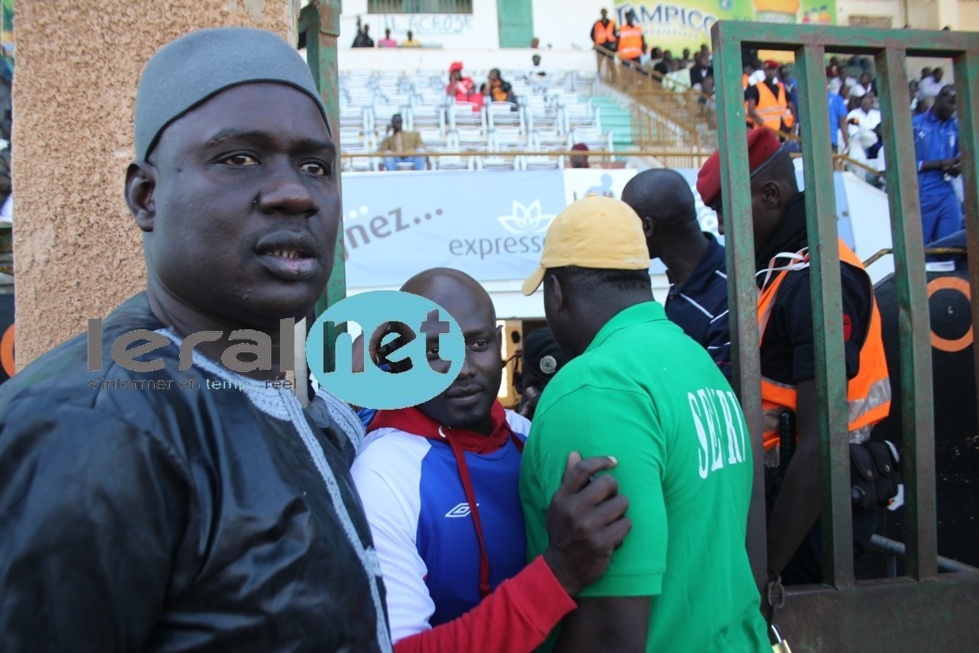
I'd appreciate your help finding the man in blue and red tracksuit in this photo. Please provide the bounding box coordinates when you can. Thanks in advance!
[351,267,632,653]
[913,84,962,245]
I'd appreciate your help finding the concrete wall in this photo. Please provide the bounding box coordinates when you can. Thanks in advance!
[959,1,979,30]
[338,0,500,49]
[532,0,605,51]
[838,0,903,27]
[14,0,299,366]
[907,0,960,28]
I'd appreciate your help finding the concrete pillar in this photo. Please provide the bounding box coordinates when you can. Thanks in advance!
[13,0,300,366]
[936,0,960,30]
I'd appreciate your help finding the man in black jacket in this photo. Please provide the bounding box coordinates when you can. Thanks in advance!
[0,27,396,653]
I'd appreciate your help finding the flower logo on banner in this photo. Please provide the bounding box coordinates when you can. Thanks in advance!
[497,200,555,235]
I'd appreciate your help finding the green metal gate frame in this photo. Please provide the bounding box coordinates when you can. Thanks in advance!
[713,21,979,650]
[300,0,344,319]
[300,1,345,379]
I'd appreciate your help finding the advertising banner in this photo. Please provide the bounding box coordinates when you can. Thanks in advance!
[342,170,566,288]
[342,168,721,288]
[340,167,876,290]
[612,0,836,54]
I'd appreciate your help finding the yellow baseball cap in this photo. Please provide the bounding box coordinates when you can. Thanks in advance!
[521,195,650,296]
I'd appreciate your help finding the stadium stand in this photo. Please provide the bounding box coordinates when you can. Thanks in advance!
[336,67,618,172]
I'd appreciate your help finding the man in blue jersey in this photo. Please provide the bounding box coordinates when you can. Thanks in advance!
[351,267,631,652]
[828,77,850,154]
[913,85,962,244]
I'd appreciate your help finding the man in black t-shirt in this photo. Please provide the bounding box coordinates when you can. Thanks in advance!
[653,49,672,78]
[696,127,890,588]
[689,52,712,90]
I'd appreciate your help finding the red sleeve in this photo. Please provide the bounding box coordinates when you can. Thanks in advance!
[393,556,576,653]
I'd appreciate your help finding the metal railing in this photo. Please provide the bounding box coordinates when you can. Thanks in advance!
[343,148,621,167]
[595,44,718,158]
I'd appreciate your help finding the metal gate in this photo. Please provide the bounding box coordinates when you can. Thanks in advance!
[713,21,979,650]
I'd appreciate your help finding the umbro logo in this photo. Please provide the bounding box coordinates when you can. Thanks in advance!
[445,502,478,518]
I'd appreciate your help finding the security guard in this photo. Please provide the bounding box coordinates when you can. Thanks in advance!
[697,127,892,586]
[590,8,618,80]
[616,12,646,70]
[745,60,796,134]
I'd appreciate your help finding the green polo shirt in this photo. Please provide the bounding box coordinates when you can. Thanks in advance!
[520,301,768,652]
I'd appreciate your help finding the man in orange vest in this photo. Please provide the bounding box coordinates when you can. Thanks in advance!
[590,8,618,82]
[616,12,646,72]
[745,60,797,136]
[696,127,892,588]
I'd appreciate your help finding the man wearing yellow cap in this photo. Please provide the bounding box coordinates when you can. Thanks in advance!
[519,196,769,651]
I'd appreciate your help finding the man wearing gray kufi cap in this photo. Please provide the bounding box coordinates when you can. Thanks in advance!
[0,28,391,652]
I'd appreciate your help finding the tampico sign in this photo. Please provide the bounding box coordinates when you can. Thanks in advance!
[613,0,836,53]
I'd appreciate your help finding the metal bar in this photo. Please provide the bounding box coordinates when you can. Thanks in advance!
[340,151,879,171]
[774,576,979,652]
[954,50,979,435]
[862,247,968,268]
[868,535,979,574]
[876,46,938,582]
[340,150,627,158]
[711,20,767,593]
[300,0,346,319]
[719,22,977,57]
[300,1,345,384]
[795,42,853,589]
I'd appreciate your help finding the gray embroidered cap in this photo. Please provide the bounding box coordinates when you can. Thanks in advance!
[134,27,329,161]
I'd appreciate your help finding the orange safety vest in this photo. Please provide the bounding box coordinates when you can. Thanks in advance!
[618,25,644,60]
[757,239,891,453]
[593,19,617,46]
[747,81,796,131]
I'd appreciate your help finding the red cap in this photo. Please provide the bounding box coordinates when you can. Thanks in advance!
[696,127,782,208]
[571,142,589,151]
[449,61,464,73]
[763,59,780,71]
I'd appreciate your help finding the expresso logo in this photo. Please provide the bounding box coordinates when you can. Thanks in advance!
[306,291,465,409]
[448,201,551,260]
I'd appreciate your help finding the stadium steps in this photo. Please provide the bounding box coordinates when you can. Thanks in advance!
[588,96,636,149]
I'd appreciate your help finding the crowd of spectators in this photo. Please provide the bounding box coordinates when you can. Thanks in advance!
[375,58,586,171]
[351,20,421,48]
[587,9,963,241]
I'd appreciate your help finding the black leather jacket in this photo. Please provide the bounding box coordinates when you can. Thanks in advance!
[0,295,390,652]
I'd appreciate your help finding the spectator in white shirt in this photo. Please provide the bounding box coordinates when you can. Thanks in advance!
[849,72,876,100]
[827,65,856,97]
[846,92,884,180]
[919,66,947,99]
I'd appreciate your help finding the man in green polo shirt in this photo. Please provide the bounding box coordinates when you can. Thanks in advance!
[519,196,769,652]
